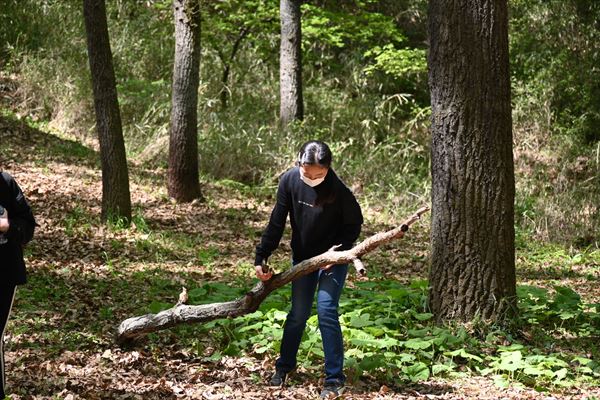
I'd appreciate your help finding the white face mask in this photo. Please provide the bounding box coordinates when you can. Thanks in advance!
[300,170,325,187]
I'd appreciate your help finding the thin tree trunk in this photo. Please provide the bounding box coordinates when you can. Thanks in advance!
[279,0,303,126]
[168,0,202,202]
[219,26,251,110]
[83,0,131,221]
[428,0,516,321]
[117,207,429,343]
[220,64,231,110]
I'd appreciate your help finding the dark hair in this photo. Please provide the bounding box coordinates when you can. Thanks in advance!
[296,140,336,206]
[296,140,332,168]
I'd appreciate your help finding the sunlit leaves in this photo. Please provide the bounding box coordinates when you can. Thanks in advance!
[364,45,427,79]
[301,4,405,50]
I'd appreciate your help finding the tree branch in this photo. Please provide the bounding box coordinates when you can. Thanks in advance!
[116,206,429,344]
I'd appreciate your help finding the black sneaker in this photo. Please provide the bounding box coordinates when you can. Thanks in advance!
[320,382,344,398]
[269,369,287,386]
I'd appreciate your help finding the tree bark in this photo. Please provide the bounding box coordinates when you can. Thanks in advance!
[83,0,132,221]
[219,26,251,110]
[168,0,202,202]
[117,207,429,343]
[428,0,516,321]
[279,0,303,126]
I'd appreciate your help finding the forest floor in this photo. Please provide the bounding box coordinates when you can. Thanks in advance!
[1,108,599,399]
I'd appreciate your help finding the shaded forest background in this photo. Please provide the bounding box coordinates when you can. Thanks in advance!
[0,0,599,398]
[1,0,598,245]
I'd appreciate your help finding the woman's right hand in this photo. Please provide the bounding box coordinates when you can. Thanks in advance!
[255,265,273,281]
[0,208,9,233]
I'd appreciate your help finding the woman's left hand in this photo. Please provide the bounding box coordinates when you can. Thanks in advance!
[320,264,334,270]
[255,265,273,281]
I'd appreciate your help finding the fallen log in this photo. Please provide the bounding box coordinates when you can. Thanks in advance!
[116,206,429,344]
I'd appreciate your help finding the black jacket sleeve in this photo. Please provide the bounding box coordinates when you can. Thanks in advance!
[334,186,363,251]
[3,172,36,245]
[254,174,290,266]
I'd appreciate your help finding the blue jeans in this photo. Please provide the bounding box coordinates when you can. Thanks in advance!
[275,263,348,384]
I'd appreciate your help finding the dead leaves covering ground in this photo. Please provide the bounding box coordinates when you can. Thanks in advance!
[0,114,598,399]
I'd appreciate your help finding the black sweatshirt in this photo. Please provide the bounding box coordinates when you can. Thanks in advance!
[0,172,36,287]
[255,167,363,266]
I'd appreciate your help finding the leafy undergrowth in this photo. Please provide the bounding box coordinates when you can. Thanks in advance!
[1,114,599,399]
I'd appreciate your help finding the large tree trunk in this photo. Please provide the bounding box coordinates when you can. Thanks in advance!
[117,207,429,343]
[279,0,303,126]
[83,0,131,221]
[168,0,202,202]
[428,0,516,321]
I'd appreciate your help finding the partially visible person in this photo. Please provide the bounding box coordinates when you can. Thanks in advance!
[0,171,36,399]
[254,140,363,398]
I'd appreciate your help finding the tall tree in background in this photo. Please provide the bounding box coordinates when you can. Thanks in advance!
[83,0,132,221]
[428,0,516,321]
[279,0,303,126]
[168,0,202,202]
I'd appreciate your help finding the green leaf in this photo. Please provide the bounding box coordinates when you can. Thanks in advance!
[364,45,427,79]
[272,310,288,321]
[552,286,581,309]
[345,348,365,358]
[571,356,593,366]
[413,312,434,321]
[310,347,324,358]
[409,279,429,290]
[350,338,396,349]
[399,353,416,363]
[360,356,384,370]
[254,346,270,354]
[407,328,429,338]
[523,367,554,377]
[498,343,525,351]
[554,368,568,381]
[349,313,374,328]
[497,351,525,372]
[493,375,510,388]
[433,332,463,347]
[558,311,578,320]
[524,355,567,368]
[245,310,263,319]
[517,285,549,302]
[385,288,410,299]
[203,351,223,363]
[364,326,386,337]
[444,348,483,362]
[404,362,430,382]
[403,338,434,350]
[432,363,455,375]
[238,321,264,332]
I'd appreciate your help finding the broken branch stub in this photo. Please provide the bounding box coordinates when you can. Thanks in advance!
[116,206,429,344]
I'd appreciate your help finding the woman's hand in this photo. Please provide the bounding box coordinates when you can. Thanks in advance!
[255,265,273,281]
[0,208,9,233]
[320,264,334,271]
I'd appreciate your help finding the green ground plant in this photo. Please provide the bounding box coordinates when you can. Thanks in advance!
[165,277,599,389]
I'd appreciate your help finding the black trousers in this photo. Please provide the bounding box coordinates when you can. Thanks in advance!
[0,285,16,398]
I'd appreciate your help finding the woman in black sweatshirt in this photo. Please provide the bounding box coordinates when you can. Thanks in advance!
[0,171,36,398]
[254,141,363,398]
